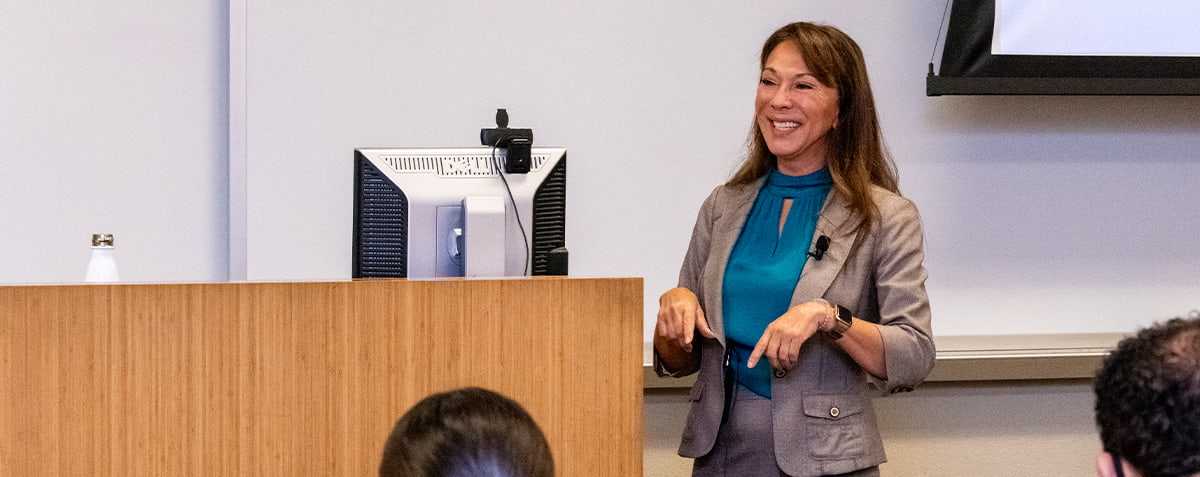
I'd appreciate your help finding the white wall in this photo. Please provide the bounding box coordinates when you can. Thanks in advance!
[0,1,228,284]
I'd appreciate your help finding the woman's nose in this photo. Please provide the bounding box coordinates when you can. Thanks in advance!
[769,87,792,108]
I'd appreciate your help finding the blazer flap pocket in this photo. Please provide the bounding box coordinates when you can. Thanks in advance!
[803,394,862,421]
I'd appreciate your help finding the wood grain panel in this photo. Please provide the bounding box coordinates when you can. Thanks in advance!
[0,277,642,476]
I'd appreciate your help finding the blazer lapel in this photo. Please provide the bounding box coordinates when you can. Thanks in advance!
[792,190,859,302]
[702,182,862,335]
[703,180,761,342]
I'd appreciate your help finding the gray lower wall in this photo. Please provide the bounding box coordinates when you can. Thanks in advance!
[644,379,1098,476]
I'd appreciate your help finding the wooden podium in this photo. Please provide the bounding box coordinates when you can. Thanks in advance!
[0,277,643,476]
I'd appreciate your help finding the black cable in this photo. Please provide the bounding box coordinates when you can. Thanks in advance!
[491,145,531,276]
[930,0,954,70]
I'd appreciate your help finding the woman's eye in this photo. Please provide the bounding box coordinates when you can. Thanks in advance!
[760,78,776,86]
[794,82,815,90]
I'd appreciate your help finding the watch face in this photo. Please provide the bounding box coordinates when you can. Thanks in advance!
[826,304,853,339]
[836,305,853,324]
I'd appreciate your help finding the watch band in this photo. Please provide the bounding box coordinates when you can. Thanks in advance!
[828,304,853,340]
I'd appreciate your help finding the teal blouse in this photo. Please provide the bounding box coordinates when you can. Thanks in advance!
[722,168,832,398]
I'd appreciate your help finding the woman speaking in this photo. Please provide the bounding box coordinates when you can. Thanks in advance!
[654,22,935,477]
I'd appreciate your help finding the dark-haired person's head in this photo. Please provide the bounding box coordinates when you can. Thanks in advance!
[1094,316,1200,477]
[380,387,554,477]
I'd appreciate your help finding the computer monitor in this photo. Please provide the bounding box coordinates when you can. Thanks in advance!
[353,147,567,278]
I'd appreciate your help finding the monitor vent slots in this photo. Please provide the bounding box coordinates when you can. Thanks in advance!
[353,158,409,278]
[530,158,566,275]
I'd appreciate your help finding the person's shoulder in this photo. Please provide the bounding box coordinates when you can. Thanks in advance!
[858,186,923,234]
[717,179,760,194]
[704,179,761,206]
[868,185,920,216]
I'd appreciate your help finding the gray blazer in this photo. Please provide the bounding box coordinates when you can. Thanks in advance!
[655,178,935,477]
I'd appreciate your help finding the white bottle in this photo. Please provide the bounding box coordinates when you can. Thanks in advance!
[85,233,120,283]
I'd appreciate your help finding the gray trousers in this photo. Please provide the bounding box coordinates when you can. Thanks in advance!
[692,385,881,477]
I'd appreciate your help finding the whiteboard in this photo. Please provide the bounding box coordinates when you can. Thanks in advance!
[234,1,1200,342]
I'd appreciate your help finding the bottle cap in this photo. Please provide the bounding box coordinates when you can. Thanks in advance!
[92,234,115,247]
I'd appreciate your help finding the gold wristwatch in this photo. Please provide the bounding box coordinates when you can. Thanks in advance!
[828,304,853,340]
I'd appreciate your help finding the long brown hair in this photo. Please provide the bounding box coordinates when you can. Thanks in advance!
[729,22,898,232]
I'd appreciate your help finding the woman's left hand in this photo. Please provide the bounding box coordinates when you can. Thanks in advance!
[747,301,828,371]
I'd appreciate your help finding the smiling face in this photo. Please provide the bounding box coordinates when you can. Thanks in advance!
[755,41,841,176]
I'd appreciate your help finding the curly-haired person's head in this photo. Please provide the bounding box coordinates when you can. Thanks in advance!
[1094,316,1200,477]
[380,387,554,477]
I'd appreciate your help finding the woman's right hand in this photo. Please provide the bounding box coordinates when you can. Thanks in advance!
[655,287,716,354]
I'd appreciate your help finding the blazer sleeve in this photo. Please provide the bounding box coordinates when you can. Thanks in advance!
[652,186,723,377]
[869,194,936,393]
[677,187,720,295]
